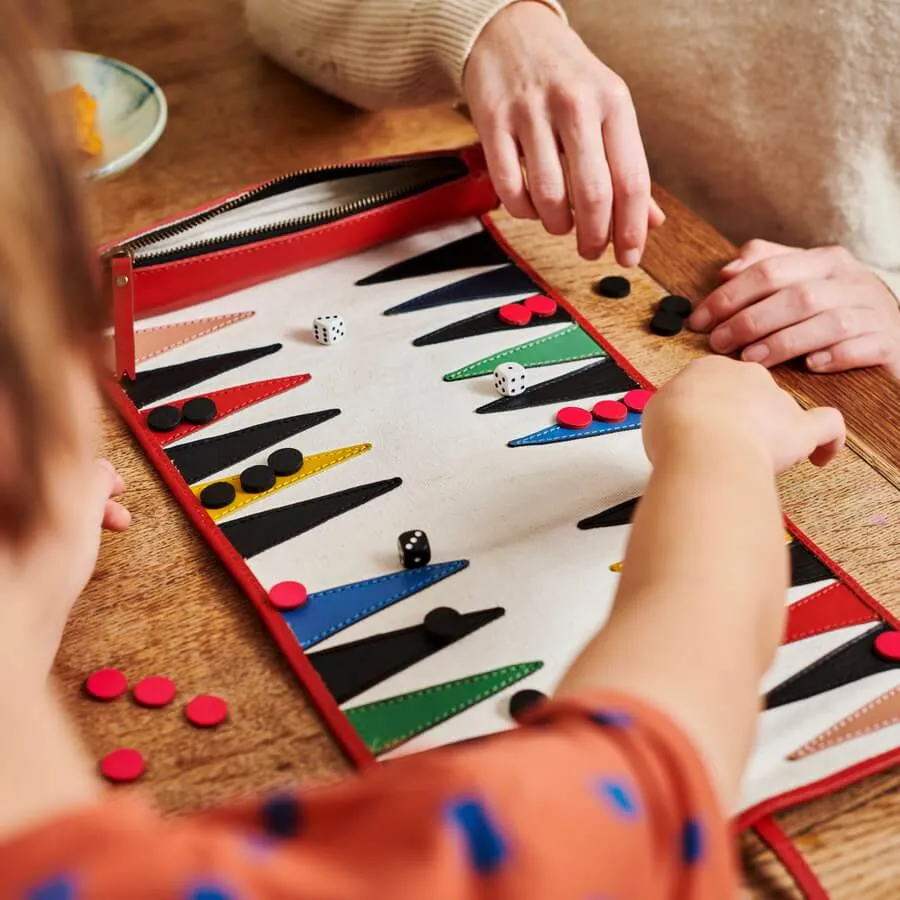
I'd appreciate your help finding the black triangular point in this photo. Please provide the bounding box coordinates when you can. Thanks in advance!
[476,360,639,414]
[764,625,895,710]
[309,606,505,703]
[413,303,570,347]
[122,343,282,408]
[219,477,402,558]
[356,230,510,285]
[383,265,541,315]
[577,497,641,530]
[790,540,833,588]
[167,409,341,484]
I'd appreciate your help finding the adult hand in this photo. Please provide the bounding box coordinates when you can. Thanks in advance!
[463,1,665,263]
[689,240,900,378]
[643,356,846,474]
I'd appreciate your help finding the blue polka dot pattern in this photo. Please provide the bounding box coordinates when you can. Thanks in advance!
[261,792,302,838]
[27,877,77,900]
[186,884,237,900]
[682,818,704,865]
[590,710,633,728]
[596,777,640,820]
[445,796,508,875]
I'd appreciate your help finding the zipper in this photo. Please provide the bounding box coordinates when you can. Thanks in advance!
[101,155,468,269]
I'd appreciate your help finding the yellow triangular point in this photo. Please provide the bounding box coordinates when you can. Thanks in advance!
[194,443,372,521]
[609,561,623,573]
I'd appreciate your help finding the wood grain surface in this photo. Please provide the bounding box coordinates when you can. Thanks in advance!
[67,1,900,896]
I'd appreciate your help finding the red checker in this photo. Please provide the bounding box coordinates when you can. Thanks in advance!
[133,675,176,709]
[185,694,228,728]
[84,668,128,702]
[874,630,900,662]
[622,389,653,413]
[498,303,532,327]
[269,581,309,611]
[100,748,146,784]
[523,295,558,317]
[592,400,629,423]
[556,406,593,430]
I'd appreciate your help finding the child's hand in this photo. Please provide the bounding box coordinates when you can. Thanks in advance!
[462,1,665,263]
[688,240,900,378]
[642,357,846,473]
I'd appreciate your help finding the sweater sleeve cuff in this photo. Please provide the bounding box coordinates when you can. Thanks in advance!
[432,0,568,96]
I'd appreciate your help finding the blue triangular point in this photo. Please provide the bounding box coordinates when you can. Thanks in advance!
[281,560,470,649]
[508,412,642,447]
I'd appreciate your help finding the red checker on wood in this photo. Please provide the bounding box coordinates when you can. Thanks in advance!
[523,295,558,317]
[133,675,177,708]
[874,630,900,662]
[622,389,653,413]
[498,303,532,327]
[592,400,629,423]
[556,406,593,429]
[269,581,309,611]
[185,694,228,728]
[100,748,146,784]
[84,668,128,702]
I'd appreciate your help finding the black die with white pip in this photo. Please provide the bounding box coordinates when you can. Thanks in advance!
[398,529,431,569]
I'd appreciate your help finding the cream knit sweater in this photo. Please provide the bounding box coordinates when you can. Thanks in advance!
[245,0,900,293]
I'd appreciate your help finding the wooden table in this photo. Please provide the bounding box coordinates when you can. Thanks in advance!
[69,2,900,896]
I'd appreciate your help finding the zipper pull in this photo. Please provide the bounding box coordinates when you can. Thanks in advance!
[104,249,136,380]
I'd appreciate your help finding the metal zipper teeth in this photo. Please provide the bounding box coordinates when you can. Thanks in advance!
[130,173,456,267]
[107,157,462,264]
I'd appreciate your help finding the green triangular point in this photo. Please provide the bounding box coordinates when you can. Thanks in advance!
[344,661,544,756]
[443,324,605,382]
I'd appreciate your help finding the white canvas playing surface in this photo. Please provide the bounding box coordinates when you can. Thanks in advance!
[127,216,900,818]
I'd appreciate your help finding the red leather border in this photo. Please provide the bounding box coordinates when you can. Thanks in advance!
[752,816,829,899]
[103,177,900,871]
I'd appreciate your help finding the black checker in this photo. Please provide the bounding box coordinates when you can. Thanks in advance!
[182,396,218,425]
[423,607,464,644]
[650,309,683,337]
[240,464,277,494]
[593,275,631,299]
[509,688,548,722]
[658,294,692,318]
[199,481,236,510]
[147,405,182,433]
[268,447,304,477]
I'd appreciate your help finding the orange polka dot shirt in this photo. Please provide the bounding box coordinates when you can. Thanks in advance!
[1,692,740,899]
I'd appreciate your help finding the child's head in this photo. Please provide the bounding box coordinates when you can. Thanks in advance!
[0,0,106,541]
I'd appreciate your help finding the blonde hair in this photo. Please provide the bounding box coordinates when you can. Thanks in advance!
[0,0,106,538]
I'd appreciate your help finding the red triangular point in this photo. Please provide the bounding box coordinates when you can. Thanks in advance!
[784,581,879,645]
[142,374,311,446]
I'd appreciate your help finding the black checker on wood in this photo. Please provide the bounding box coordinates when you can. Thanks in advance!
[147,405,182,432]
[593,275,631,299]
[240,465,277,494]
[509,688,547,722]
[423,607,464,644]
[658,294,692,318]
[182,396,218,425]
[650,309,683,337]
[199,481,236,510]
[268,447,304,477]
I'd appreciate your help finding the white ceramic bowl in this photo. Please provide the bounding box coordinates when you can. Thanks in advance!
[49,50,168,179]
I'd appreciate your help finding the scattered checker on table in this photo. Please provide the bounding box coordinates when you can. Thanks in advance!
[313,314,346,345]
[493,362,527,396]
[398,529,431,568]
[592,275,631,299]
[649,294,692,337]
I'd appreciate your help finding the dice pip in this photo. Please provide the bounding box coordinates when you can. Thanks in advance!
[398,529,431,569]
[312,314,345,345]
[493,362,527,397]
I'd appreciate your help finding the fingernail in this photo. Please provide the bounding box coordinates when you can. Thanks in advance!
[620,248,640,268]
[807,351,831,370]
[689,308,711,332]
[709,326,733,352]
[721,258,744,273]
[742,344,769,363]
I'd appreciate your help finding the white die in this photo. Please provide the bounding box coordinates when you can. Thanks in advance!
[493,362,527,396]
[313,314,345,345]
